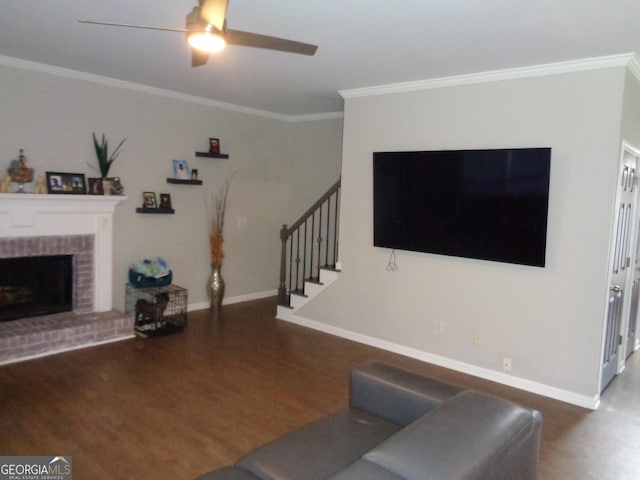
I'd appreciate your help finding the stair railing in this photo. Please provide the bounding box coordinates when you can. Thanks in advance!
[278,178,341,307]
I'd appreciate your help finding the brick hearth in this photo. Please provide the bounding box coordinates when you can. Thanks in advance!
[0,311,131,365]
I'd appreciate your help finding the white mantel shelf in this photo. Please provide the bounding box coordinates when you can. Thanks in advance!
[0,193,127,312]
[1,193,126,230]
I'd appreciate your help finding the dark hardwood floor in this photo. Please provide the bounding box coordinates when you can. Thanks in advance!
[1,297,639,479]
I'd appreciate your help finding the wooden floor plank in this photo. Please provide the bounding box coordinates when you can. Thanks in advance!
[1,297,639,479]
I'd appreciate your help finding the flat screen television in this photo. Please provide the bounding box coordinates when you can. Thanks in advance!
[373,148,551,267]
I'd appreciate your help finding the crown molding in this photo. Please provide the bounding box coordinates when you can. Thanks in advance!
[5,52,635,121]
[340,53,639,100]
[289,111,344,122]
[0,55,343,123]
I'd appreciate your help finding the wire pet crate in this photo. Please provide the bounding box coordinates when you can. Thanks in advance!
[125,284,188,337]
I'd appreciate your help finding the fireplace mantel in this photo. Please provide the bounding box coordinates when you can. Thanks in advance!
[0,194,127,311]
[0,193,125,231]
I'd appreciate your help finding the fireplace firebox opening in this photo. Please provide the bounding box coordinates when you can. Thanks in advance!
[0,255,73,322]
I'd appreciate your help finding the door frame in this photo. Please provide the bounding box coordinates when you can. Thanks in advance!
[619,143,640,365]
[601,141,640,392]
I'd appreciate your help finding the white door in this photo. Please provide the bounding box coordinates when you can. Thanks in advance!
[602,145,640,391]
[624,147,640,359]
[626,240,640,358]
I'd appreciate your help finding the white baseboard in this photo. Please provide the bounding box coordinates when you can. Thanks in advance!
[277,311,599,410]
[188,289,277,312]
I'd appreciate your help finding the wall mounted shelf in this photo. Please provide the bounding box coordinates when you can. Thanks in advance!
[136,208,175,214]
[167,178,202,185]
[195,151,229,159]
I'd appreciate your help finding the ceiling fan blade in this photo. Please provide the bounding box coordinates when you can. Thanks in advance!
[200,0,229,32]
[225,30,317,56]
[192,48,210,67]
[78,20,186,33]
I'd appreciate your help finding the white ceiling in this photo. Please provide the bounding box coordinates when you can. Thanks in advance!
[1,0,640,117]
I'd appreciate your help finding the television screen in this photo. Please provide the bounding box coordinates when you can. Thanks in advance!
[373,148,551,267]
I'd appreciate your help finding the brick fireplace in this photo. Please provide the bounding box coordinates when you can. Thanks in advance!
[0,193,130,364]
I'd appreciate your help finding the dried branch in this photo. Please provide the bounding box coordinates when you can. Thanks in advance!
[207,175,234,267]
[212,177,232,236]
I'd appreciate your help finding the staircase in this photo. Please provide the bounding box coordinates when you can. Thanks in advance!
[277,179,341,313]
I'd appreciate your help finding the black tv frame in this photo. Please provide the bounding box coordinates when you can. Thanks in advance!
[373,148,551,267]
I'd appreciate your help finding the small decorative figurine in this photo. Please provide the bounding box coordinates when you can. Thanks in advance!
[34,177,47,194]
[7,149,34,193]
[0,176,11,193]
[110,177,124,195]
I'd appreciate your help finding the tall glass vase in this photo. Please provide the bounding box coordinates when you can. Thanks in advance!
[208,265,225,311]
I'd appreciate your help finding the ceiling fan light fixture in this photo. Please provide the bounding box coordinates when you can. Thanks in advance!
[188,30,226,52]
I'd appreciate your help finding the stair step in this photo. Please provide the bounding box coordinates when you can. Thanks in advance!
[320,266,341,273]
[282,267,341,312]
[289,293,308,310]
[304,282,324,297]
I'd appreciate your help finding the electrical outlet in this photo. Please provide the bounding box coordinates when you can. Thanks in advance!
[435,321,445,335]
[473,333,482,345]
[502,357,512,372]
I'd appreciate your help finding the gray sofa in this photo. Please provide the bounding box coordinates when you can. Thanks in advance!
[195,362,542,480]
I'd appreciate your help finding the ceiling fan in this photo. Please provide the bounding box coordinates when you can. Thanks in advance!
[79,0,318,67]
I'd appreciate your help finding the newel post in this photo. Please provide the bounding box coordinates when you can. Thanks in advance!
[278,224,289,306]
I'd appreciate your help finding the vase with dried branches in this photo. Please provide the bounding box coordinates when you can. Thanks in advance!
[207,177,232,311]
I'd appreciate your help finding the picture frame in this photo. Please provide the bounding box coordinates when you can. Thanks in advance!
[159,193,172,210]
[209,138,220,154]
[108,177,124,195]
[172,159,190,180]
[88,177,104,195]
[46,172,87,194]
[142,192,157,208]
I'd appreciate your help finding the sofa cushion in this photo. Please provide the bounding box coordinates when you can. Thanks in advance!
[350,362,463,426]
[363,391,542,480]
[326,460,405,480]
[235,408,400,480]
[194,466,259,480]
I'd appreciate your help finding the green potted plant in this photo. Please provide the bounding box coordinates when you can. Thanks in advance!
[90,132,126,194]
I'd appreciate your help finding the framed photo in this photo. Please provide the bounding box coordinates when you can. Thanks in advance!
[142,192,157,208]
[209,138,220,154]
[46,172,87,194]
[108,177,124,195]
[172,159,190,179]
[88,177,104,195]
[159,193,172,210]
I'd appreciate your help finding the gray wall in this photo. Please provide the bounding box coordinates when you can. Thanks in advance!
[298,65,640,405]
[0,62,343,310]
[621,69,640,145]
